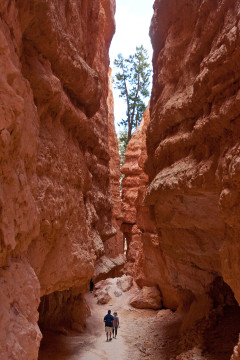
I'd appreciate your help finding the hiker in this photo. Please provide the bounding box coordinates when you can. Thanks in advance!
[90,278,94,292]
[112,312,120,339]
[104,310,114,342]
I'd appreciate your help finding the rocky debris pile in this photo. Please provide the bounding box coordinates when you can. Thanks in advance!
[94,276,133,305]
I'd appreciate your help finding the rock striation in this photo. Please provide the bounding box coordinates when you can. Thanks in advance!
[147,0,240,309]
[105,68,124,259]
[122,0,240,353]
[121,107,183,310]
[121,107,154,285]
[0,1,123,358]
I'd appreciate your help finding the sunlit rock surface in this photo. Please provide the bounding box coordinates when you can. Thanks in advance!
[121,107,153,285]
[0,0,122,358]
[121,108,187,310]
[148,0,240,306]
[122,0,240,354]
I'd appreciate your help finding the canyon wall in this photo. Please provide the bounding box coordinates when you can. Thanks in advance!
[143,0,240,321]
[0,1,123,359]
[121,107,195,310]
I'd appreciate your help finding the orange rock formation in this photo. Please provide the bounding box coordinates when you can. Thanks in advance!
[123,0,240,353]
[121,107,156,286]
[121,107,185,310]
[147,0,240,310]
[0,1,123,358]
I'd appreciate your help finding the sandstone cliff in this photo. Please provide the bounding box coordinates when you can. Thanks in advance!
[121,107,190,310]
[121,0,240,354]
[0,1,123,358]
[144,0,240,349]
[105,68,124,259]
[121,107,156,286]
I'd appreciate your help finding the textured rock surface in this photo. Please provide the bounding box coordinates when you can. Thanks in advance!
[121,108,182,309]
[121,0,240,355]
[0,1,122,358]
[39,286,90,333]
[0,261,41,360]
[130,286,162,310]
[105,68,124,258]
[121,107,154,285]
[232,336,240,360]
[116,275,133,292]
[96,291,112,305]
[145,0,240,310]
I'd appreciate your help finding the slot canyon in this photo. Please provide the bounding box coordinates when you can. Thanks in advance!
[1,0,240,359]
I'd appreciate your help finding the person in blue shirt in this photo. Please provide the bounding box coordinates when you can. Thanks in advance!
[104,310,114,342]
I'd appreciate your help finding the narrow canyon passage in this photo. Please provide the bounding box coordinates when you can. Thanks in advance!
[1,0,240,359]
[38,277,240,360]
[38,279,182,360]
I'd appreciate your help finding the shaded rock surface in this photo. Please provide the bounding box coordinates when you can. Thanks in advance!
[147,0,240,307]
[121,107,156,285]
[105,68,124,258]
[144,0,240,356]
[121,107,182,310]
[130,286,162,310]
[121,0,240,356]
[0,0,123,358]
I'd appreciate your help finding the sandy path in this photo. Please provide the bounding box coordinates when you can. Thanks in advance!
[38,279,182,360]
[38,278,240,360]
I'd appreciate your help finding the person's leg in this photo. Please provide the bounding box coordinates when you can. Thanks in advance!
[109,329,112,340]
[115,327,118,338]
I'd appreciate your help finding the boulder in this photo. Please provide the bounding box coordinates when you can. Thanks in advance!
[130,286,162,310]
[117,275,133,292]
[114,290,122,297]
[97,291,112,305]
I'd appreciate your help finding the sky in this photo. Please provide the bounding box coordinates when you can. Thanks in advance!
[109,0,154,132]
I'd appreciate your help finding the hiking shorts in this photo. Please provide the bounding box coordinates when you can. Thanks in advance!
[105,326,112,333]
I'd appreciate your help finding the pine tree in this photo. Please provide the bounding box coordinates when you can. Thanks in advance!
[114,45,151,161]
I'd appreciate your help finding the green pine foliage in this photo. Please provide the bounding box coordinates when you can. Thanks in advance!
[114,45,151,165]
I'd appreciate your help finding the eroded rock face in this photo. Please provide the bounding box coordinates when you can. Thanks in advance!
[121,107,154,285]
[121,108,185,309]
[232,336,240,360]
[105,68,124,259]
[136,0,240,346]
[130,286,162,310]
[121,1,240,352]
[145,0,240,308]
[0,1,121,358]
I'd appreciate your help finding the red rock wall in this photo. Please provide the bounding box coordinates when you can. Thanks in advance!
[0,1,123,358]
[145,0,240,316]
[105,68,124,258]
[121,107,185,310]
[121,107,153,284]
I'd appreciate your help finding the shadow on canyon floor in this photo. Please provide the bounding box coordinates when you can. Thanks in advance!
[38,281,240,360]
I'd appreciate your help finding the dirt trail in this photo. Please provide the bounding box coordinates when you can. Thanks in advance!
[38,278,240,360]
[38,279,182,360]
